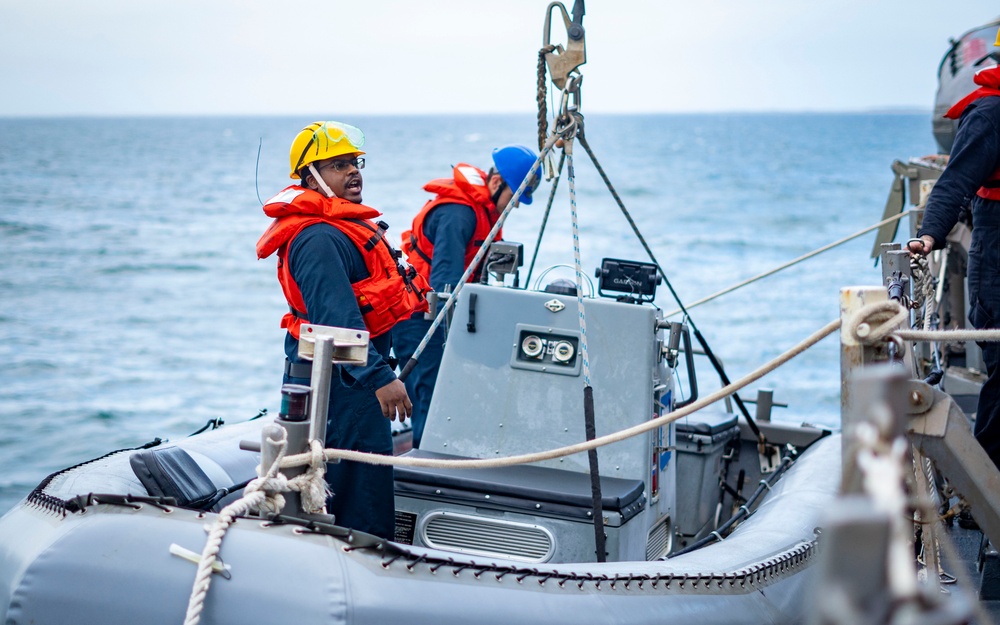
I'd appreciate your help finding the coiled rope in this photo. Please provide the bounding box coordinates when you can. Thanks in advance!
[182,433,327,625]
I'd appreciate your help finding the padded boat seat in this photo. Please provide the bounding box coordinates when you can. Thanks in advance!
[130,445,258,511]
[675,411,740,448]
[394,449,646,522]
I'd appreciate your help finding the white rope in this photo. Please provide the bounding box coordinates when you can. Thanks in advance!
[270,304,1000,475]
[895,328,1000,342]
[909,254,935,330]
[564,140,592,386]
[182,490,267,625]
[182,435,328,625]
[847,301,910,344]
[664,211,914,318]
[278,318,842,471]
[845,299,1000,344]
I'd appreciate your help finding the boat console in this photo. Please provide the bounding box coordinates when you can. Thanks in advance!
[392,259,741,563]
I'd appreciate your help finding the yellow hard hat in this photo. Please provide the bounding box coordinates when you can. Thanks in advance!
[289,121,366,179]
[995,27,1000,47]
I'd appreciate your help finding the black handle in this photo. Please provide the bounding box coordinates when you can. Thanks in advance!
[467,293,478,333]
[674,326,699,409]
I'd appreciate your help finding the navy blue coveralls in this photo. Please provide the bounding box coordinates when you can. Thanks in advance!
[918,96,1000,469]
[282,222,397,539]
[391,204,478,448]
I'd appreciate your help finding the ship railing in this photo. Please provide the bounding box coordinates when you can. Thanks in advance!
[833,283,1000,624]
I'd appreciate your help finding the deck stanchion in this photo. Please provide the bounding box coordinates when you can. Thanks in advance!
[308,336,335,446]
[839,286,891,477]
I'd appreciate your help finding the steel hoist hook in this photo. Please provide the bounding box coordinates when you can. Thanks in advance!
[543,0,586,90]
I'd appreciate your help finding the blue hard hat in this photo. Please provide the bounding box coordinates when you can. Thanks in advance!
[492,144,540,205]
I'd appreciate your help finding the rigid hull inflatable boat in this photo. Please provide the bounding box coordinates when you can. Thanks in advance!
[0,281,838,624]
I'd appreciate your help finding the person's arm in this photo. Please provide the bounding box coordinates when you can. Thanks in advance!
[916,101,1000,252]
[424,204,477,291]
[288,225,409,420]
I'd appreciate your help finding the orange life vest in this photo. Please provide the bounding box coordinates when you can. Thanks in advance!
[945,65,1000,201]
[256,186,430,339]
[400,164,501,284]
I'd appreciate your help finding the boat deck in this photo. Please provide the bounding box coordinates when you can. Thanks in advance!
[940,516,1000,623]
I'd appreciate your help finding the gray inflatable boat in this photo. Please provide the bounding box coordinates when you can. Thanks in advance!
[0,279,839,625]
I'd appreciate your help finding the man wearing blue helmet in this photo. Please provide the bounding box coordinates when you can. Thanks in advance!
[396,144,541,447]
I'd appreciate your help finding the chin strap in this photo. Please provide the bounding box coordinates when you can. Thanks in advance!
[490,177,507,207]
[307,164,337,198]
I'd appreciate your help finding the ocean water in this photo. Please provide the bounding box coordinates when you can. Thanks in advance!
[0,113,935,514]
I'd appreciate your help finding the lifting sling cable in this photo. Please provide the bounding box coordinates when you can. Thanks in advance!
[537,0,765,446]
[564,132,606,563]
[576,132,766,446]
[524,150,567,287]
[398,131,562,382]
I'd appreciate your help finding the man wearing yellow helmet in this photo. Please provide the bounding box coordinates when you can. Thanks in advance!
[394,145,541,448]
[257,121,430,538]
[909,30,1000,475]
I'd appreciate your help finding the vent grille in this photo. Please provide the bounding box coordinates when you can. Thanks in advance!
[422,512,554,562]
[646,516,671,560]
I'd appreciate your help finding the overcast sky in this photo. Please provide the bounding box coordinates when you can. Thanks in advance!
[2,0,998,117]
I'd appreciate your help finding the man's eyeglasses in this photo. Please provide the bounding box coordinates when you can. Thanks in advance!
[323,157,365,172]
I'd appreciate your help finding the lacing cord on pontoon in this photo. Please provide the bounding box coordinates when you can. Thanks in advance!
[178,496,820,595]
[182,431,328,625]
[369,535,819,593]
[25,437,164,516]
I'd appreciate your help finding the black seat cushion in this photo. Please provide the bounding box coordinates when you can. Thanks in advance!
[130,447,226,510]
[394,449,644,515]
[675,412,738,435]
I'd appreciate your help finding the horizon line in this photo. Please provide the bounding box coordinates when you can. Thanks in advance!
[0,108,933,120]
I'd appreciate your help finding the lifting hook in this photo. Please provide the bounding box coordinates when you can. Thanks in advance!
[543,0,586,90]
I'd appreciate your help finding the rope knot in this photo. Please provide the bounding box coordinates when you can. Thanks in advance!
[244,473,288,515]
[295,439,330,514]
[848,300,908,345]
